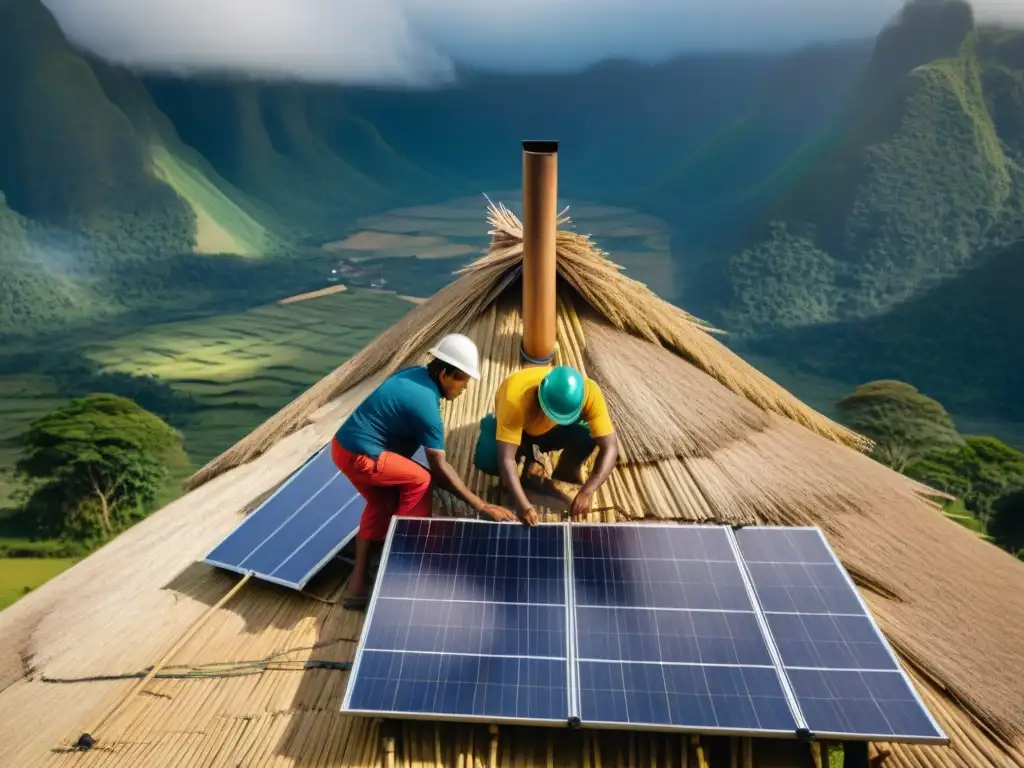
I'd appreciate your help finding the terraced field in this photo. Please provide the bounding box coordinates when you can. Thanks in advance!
[325,192,680,299]
[83,288,415,465]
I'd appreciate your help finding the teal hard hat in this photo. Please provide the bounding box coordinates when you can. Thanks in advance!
[538,366,585,426]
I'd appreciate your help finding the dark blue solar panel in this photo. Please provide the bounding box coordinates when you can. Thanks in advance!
[766,613,899,671]
[348,651,568,721]
[577,661,797,734]
[576,606,773,666]
[787,669,944,741]
[344,518,570,724]
[570,525,800,736]
[572,525,752,611]
[366,599,566,658]
[203,446,427,590]
[734,527,946,743]
[379,519,565,605]
[740,560,865,614]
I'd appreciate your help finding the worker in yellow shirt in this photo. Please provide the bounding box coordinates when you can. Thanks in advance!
[474,365,619,525]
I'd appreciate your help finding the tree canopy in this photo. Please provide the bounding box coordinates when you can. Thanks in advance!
[15,393,189,541]
[836,379,963,471]
[907,436,1024,522]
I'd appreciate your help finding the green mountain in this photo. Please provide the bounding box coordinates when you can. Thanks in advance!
[713,0,1024,336]
[2,0,1021,430]
[0,192,96,331]
[643,40,874,237]
[0,0,444,335]
[752,236,1024,420]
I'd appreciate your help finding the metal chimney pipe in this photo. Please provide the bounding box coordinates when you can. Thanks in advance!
[520,140,559,364]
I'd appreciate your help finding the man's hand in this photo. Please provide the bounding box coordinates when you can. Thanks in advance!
[569,488,594,521]
[520,506,540,527]
[480,503,517,523]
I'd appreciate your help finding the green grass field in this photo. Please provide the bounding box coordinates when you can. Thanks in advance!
[0,558,78,610]
[83,288,415,464]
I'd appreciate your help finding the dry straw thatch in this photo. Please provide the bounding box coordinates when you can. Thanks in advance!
[177,199,1024,750]
[186,200,868,491]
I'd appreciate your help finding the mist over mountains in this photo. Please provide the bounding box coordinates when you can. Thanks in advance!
[1,0,1023,422]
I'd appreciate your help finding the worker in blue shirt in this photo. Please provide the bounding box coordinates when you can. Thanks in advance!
[332,333,516,608]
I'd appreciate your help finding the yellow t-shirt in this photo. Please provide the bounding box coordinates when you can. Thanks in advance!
[493,367,615,446]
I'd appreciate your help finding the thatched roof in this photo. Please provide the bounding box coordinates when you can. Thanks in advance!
[0,202,1021,768]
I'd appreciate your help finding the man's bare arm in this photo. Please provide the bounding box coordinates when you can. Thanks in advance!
[496,441,537,522]
[425,449,486,512]
[581,433,619,496]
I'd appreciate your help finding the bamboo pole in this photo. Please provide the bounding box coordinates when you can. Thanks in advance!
[693,736,708,768]
[74,572,253,749]
[489,725,499,768]
[741,738,753,768]
[730,737,739,768]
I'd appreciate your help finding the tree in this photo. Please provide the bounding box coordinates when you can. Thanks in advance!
[906,436,1024,521]
[987,490,1024,557]
[836,380,963,471]
[15,394,189,541]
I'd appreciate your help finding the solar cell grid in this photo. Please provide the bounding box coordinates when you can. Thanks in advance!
[343,521,946,744]
[365,595,566,658]
[787,669,944,741]
[344,518,571,725]
[572,525,752,611]
[575,606,774,666]
[569,524,802,736]
[352,651,568,722]
[576,660,798,734]
[733,527,947,744]
[379,519,565,605]
[203,446,428,590]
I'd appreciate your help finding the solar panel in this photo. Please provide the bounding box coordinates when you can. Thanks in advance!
[733,526,947,744]
[342,517,571,725]
[203,446,427,590]
[341,520,947,745]
[571,524,800,736]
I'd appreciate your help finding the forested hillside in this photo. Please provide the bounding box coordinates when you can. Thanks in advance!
[716,0,1024,336]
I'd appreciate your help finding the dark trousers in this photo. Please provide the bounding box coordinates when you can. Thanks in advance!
[475,414,595,483]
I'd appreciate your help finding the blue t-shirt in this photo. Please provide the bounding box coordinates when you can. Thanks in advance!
[335,366,445,459]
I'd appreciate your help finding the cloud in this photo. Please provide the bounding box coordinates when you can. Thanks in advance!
[42,0,1022,86]
[43,0,454,85]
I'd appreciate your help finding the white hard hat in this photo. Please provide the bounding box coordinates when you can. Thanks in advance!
[428,333,481,380]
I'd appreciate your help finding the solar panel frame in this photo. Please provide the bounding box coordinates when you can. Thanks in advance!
[341,516,575,728]
[568,522,805,738]
[732,526,949,746]
[202,446,427,591]
[340,521,947,744]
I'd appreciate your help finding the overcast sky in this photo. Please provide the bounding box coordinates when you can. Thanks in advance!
[42,0,1024,86]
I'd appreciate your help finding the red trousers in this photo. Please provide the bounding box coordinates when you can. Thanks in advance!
[331,437,433,542]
